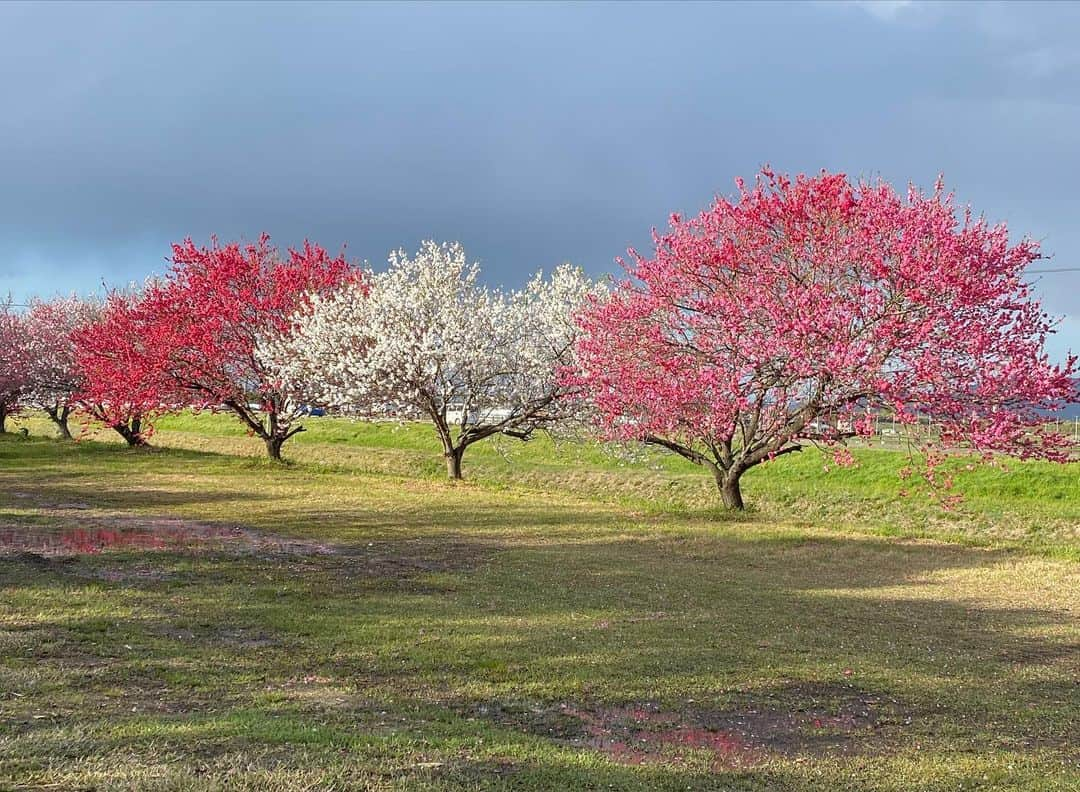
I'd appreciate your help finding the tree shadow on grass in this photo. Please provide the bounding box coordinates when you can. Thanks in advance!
[1,439,1077,788]
[0,433,236,462]
[2,527,1075,756]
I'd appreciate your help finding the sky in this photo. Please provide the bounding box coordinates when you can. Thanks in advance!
[1,0,1078,362]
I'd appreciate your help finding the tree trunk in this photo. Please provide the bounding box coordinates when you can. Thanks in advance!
[718,469,745,510]
[46,405,73,440]
[265,436,285,461]
[0,407,7,434]
[445,446,464,480]
[113,419,146,447]
[54,416,73,440]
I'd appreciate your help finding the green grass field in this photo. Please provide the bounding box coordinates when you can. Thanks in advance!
[1,412,1077,790]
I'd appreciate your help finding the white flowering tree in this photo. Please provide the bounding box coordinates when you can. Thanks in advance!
[23,296,102,439]
[265,241,599,478]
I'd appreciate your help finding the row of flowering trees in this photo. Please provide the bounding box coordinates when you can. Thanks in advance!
[2,169,1077,508]
[0,239,350,450]
[0,236,601,478]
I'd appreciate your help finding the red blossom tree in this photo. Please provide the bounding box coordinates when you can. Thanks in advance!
[73,288,167,446]
[137,235,355,460]
[572,169,1078,509]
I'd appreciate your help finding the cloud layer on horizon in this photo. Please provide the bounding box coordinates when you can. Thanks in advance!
[1,1,1077,361]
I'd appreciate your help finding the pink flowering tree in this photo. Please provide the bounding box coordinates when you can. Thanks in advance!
[23,296,102,439]
[0,298,31,433]
[573,169,1078,509]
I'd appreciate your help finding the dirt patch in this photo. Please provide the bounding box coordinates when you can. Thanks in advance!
[467,684,912,768]
[212,628,280,649]
[566,705,763,768]
[331,540,483,585]
[86,562,177,583]
[449,758,522,784]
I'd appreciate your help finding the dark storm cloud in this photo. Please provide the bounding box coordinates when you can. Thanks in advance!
[1,1,1077,359]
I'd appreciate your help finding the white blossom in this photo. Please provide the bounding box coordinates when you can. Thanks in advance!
[262,240,601,477]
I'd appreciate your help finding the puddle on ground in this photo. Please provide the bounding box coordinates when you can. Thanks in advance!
[0,525,234,557]
[0,518,339,558]
[0,510,485,583]
[0,524,240,555]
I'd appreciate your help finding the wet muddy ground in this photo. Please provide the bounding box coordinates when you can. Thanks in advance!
[1,490,337,557]
[465,683,911,769]
[0,519,335,557]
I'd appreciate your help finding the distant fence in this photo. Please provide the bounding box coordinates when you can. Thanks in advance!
[1044,417,1080,449]
[857,415,1080,452]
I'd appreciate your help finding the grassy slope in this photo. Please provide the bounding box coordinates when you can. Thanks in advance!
[0,413,1077,790]
[152,412,1080,557]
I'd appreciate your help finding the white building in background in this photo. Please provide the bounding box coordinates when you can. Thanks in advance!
[445,405,514,426]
